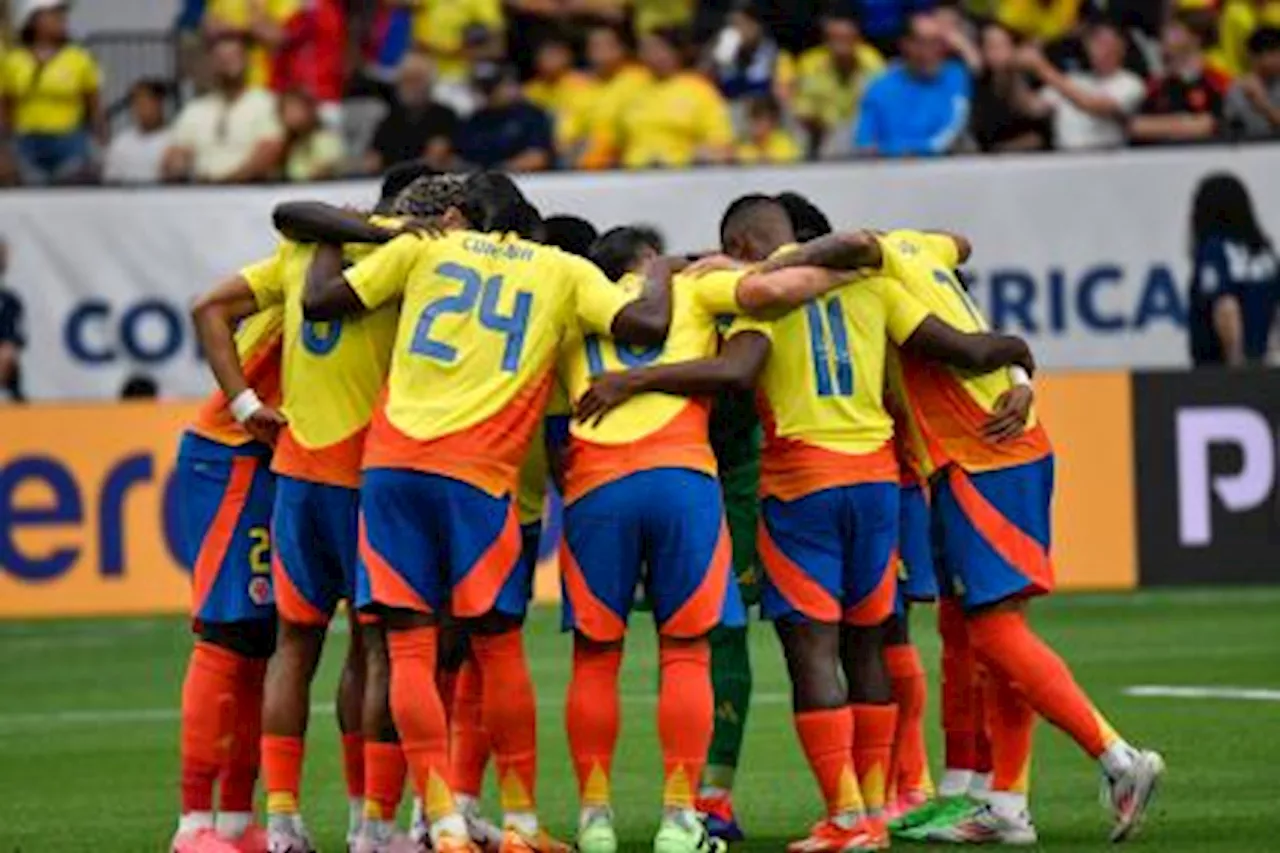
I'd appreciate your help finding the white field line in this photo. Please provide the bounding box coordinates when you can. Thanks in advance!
[1123,685,1280,702]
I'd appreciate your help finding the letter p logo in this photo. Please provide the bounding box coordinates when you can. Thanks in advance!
[1176,408,1275,546]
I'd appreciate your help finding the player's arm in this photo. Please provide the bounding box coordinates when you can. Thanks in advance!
[304,233,418,321]
[607,255,675,346]
[575,331,770,426]
[273,201,440,245]
[901,315,1035,375]
[755,229,884,275]
[190,273,286,445]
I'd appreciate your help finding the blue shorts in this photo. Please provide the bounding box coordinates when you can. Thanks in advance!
[174,432,276,625]
[895,483,939,616]
[759,482,899,626]
[358,469,529,619]
[517,521,542,604]
[932,457,1056,611]
[561,468,745,642]
[272,476,359,626]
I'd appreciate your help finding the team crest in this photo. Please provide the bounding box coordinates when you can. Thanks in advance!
[248,576,274,606]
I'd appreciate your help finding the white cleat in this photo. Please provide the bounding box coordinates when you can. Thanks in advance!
[925,803,1039,846]
[1105,749,1166,842]
[267,829,316,853]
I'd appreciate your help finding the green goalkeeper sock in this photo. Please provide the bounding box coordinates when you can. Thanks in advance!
[703,625,752,793]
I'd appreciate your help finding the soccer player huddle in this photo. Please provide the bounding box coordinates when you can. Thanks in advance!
[169,166,1164,853]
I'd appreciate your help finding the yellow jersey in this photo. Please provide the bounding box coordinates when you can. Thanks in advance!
[877,230,1051,475]
[558,270,744,503]
[578,64,651,169]
[188,308,285,447]
[0,45,100,134]
[344,230,634,497]
[735,128,803,164]
[524,71,597,150]
[729,258,930,501]
[793,44,885,131]
[618,72,733,169]
[631,0,695,35]
[243,236,400,488]
[994,0,1082,43]
[204,0,302,88]
[412,0,504,82]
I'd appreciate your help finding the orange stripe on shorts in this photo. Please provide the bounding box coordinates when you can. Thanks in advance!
[191,456,257,616]
[947,467,1055,593]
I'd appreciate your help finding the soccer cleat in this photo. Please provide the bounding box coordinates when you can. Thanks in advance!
[172,829,242,853]
[267,826,316,853]
[576,812,619,853]
[353,821,423,853]
[1103,749,1165,843]
[226,825,269,853]
[883,790,930,824]
[891,795,981,839]
[466,814,505,852]
[435,833,483,853]
[696,793,746,843]
[653,813,727,853]
[786,818,888,853]
[410,799,429,849]
[497,829,570,853]
[924,803,1038,845]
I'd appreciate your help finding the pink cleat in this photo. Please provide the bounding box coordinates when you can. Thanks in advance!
[226,825,270,853]
[172,829,242,853]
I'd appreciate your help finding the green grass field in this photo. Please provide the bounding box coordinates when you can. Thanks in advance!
[1,587,1278,853]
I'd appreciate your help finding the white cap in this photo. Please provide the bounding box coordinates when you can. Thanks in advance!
[19,0,69,30]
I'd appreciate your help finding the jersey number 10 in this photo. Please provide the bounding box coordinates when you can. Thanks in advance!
[805,297,854,397]
[411,262,533,372]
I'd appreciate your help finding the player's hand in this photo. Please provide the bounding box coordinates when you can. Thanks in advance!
[244,406,287,447]
[983,385,1033,443]
[685,253,743,277]
[576,371,638,427]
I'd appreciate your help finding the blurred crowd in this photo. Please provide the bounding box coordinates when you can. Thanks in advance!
[0,0,1279,185]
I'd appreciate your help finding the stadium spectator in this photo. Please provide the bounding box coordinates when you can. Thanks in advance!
[411,0,505,113]
[935,1,983,72]
[523,32,596,161]
[1016,19,1145,150]
[705,2,794,106]
[1,0,105,185]
[1130,9,1228,146]
[575,23,651,168]
[969,22,1047,151]
[855,13,973,157]
[1187,172,1280,366]
[617,27,735,168]
[0,239,24,403]
[267,0,346,125]
[103,80,173,185]
[992,0,1084,44]
[163,34,283,183]
[1223,27,1280,138]
[1216,0,1280,76]
[278,88,344,180]
[792,11,885,157]
[364,50,459,174]
[734,93,803,162]
[456,62,554,171]
[120,374,160,400]
[847,0,941,55]
[201,0,303,91]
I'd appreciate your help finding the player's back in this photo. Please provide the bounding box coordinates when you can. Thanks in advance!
[878,229,1050,474]
[558,270,739,500]
[245,237,399,487]
[348,229,622,496]
[188,307,284,447]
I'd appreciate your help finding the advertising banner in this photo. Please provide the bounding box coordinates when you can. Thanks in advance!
[1133,369,1280,586]
[4,146,1280,400]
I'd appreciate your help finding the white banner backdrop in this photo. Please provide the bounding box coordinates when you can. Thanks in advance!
[2,145,1279,400]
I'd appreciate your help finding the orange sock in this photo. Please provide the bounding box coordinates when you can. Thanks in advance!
[220,657,266,814]
[987,673,1035,794]
[658,639,713,811]
[471,630,538,814]
[973,665,993,776]
[884,644,932,798]
[566,643,622,807]
[261,734,305,816]
[938,599,978,772]
[341,732,365,801]
[437,667,460,729]
[450,658,491,799]
[364,741,408,822]
[794,707,863,817]
[968,609,1119,758]
[852,704,898,816]
[180,642,240,814]
[388,627,455,822]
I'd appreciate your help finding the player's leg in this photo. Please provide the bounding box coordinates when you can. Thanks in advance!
[698,458,758,843]
[338,608,367,847]
[561,477,645,853]
[935,459,1163,843]
[170,435,276,853]
[644,469,741,853]
[360,468,474,853]
[441,626,503,850]
[758,490,878,853]
[355,619,415,853]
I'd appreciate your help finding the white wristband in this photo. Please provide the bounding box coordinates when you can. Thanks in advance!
[1010,366,1032,387]
[230,389,264,423]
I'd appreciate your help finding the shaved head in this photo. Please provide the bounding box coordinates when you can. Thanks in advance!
[720,194,795,262]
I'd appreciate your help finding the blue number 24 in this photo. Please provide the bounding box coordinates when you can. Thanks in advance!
[804,297,853,397]
[410,262,532,372]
